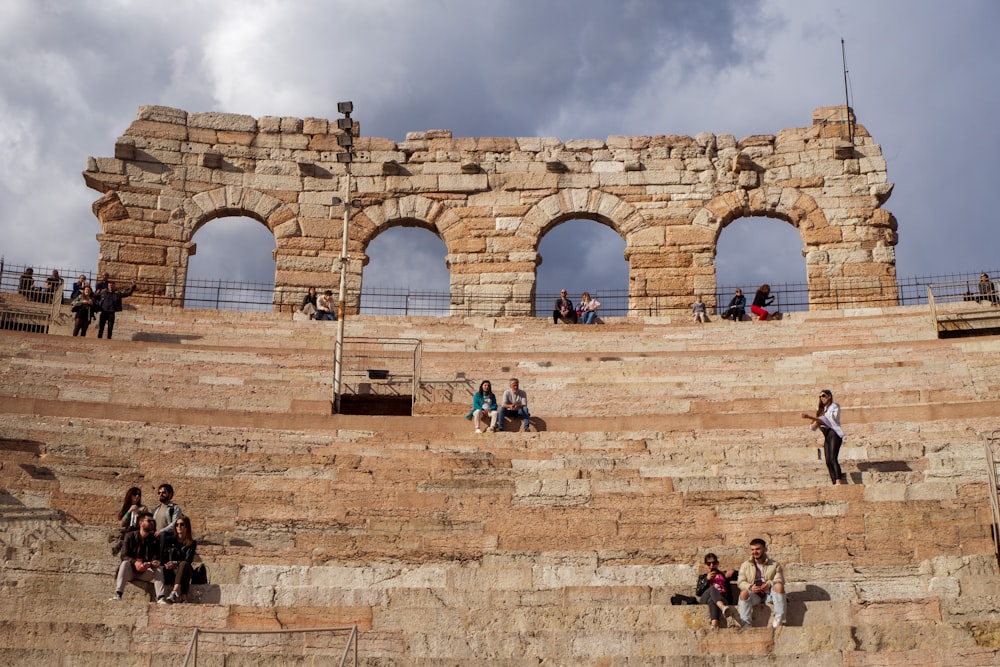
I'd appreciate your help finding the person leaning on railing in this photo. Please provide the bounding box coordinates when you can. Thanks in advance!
[979,273,999,306]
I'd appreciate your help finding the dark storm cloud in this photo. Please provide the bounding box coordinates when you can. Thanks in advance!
[3,0,1000,307]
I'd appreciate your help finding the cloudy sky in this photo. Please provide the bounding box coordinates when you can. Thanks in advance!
[2,0,997,310]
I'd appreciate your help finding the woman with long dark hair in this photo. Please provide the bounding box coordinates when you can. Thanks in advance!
[750,284,774,321]
[466,380,498,434]
[164,516,198,603]
[801,390,845,485]
[113,487,147,555]
[72,286,96,337]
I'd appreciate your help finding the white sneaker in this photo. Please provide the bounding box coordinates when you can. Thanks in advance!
[108,594,122,602]
[475,428,482,434]
[156,597,167,604]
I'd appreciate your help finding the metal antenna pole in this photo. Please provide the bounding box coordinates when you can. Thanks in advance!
[841,38,854,144]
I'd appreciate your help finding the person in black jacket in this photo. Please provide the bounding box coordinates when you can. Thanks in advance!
[722,288,747,321]
[696,552,738,628]
[95,280,136,340]
[163,516,198,603]
[110,512,166,602]
[553,289,578,324]
[750,284,775,321]
[71,286,97,337]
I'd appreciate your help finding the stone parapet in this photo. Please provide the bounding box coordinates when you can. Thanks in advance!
[84,105,897,315]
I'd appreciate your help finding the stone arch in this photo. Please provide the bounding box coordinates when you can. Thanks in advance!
[160,186,299,308]
[695,186,828,244]
[521,189,647,242]
[520,189,648,315]
[170,186,299,242]
[356,195,462,250]
[353,195,463,313]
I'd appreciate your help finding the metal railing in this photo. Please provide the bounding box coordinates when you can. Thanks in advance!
[182,625,358,666]
[0,265,66,332]
[927,279,1000,334]
[340,337,421,406]
[4,256,998,318]
[984,430,1000,564]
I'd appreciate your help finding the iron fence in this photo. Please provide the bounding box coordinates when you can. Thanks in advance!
[3,257,998,317]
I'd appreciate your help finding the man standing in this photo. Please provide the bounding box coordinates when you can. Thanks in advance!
[95,279,136,340]
[109,511,166,603]
[498,378,531,432]
[737,537,787,629]
[152,483,183,548]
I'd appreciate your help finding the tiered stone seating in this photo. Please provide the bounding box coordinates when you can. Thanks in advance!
[1,305,1000,665]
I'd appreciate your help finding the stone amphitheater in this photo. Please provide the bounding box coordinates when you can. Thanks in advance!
[2,302,1000,665]
[2,104,1000,665]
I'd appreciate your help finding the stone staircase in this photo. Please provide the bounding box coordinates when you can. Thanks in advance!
[1,305,999,665]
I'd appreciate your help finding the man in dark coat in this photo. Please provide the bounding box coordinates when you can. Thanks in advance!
[110,511,166,602]
[95,280,136,340]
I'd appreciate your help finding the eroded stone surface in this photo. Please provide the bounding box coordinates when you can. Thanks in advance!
[85,106,898,314]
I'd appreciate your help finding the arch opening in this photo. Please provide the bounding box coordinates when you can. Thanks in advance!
[361,223,450,315]
[185,215,276,311]
[715,215,807,313]
[536,217,628,318]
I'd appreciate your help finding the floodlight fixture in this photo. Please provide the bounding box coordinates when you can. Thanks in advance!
[337,101,353,115]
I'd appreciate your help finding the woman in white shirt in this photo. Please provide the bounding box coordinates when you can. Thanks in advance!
[801,390,845,485]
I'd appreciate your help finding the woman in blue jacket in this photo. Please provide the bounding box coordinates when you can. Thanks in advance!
[466,380,498,434]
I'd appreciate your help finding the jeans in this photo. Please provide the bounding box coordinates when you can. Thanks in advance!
[582,310,597,324]
[498,405,530,430]
[738,588,786,627]
[700,587,728,623]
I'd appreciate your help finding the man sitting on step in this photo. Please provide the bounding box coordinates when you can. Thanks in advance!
[110,511,166,603]
[152,483,184,549]
[737,537,787,629]
[497,377,532,432]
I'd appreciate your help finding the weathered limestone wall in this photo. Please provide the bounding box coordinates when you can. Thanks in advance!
[84,105,898,314]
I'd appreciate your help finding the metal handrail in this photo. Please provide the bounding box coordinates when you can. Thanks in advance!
[182,625,358,667]
[4,257,1000,317]
[984,430,1000,564]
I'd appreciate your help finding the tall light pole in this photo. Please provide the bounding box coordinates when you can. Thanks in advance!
[333,101,354,414]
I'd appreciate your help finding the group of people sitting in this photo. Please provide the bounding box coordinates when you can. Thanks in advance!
[695,538,787,630]
[712,284,777,322]
[17,268,63,304]
[299,286,338,320]
[466,378,533,433]
[553,289,601,324]
[110,483,200,604]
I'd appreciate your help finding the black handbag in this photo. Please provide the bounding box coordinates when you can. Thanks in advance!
[191,563,209,585]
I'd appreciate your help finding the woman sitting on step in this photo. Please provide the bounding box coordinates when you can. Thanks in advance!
[696,553,738,629]
[113,486,148,556]
[466,380,498,434]
[162,516,198,603]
